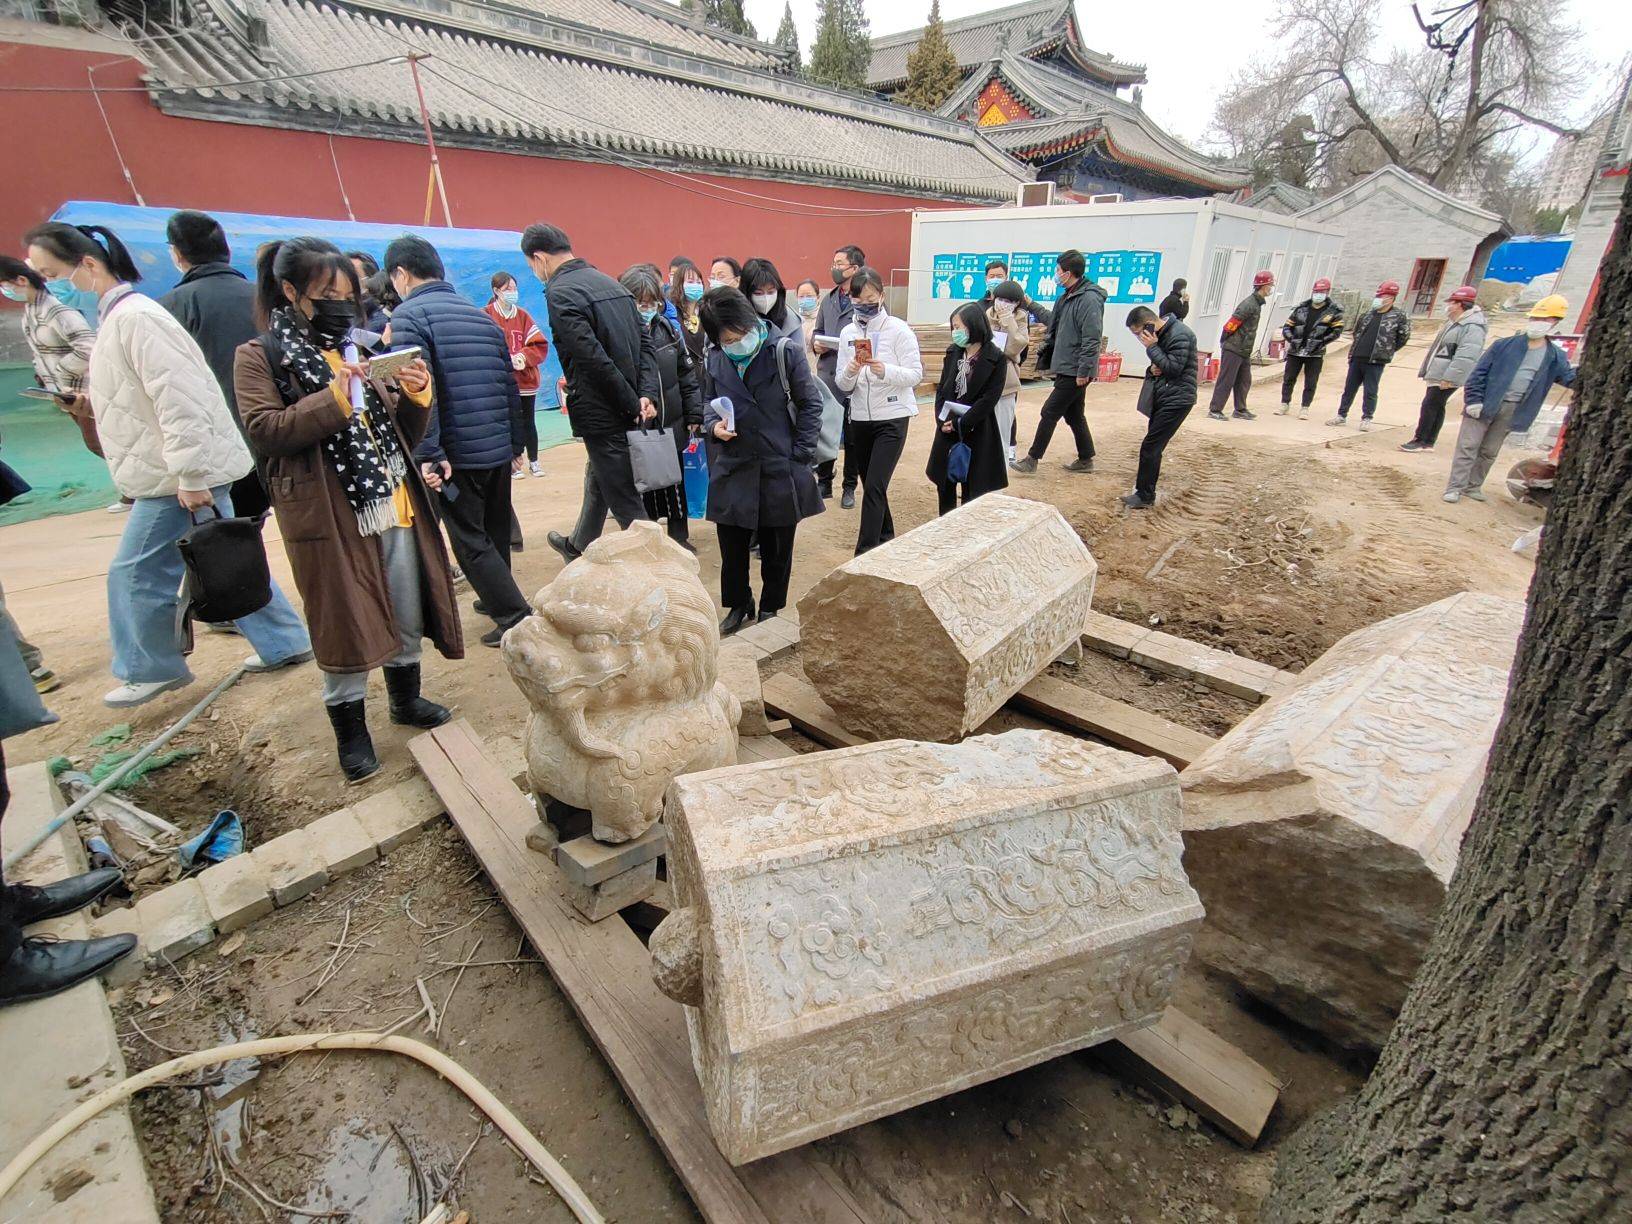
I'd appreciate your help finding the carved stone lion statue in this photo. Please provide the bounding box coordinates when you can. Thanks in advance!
[502,522,741,843]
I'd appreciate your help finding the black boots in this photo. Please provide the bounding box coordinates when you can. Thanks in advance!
[326,699,381,784]
[385,664,452,728]
[7,867,122,926]
[0,933,138,1007]
[720,605,756,637]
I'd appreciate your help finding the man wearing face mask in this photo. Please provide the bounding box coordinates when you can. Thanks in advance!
[159,210,269,517]
[1276,277,1343,419]
[814,244,865,505]
[979,259,1010,306]
[1011,249,1106,474]
[1208,269,1274,421]
[1444,295,1575,503]
[1328,280,1412,430]
[383,235,532,647]
[520,222,658,563]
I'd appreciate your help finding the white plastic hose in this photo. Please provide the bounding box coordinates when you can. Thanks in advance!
[0,1030,603,1224]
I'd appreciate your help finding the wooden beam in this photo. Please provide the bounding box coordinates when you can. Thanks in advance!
[761,674,864,749]
[1091,1008,1283,1147]
[1011,673,1217,769]
[410,721,868,1224]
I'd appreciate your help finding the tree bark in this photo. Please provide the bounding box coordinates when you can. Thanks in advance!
[1264,178,1632,1218]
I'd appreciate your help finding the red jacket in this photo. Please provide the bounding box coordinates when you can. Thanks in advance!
[483,299,549,394]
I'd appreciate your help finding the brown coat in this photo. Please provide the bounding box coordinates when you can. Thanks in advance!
[233,341,465,673]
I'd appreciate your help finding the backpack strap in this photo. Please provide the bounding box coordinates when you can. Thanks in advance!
[772,335,796,430]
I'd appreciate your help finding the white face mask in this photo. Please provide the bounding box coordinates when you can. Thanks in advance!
[751,291,777,314]
[1525,320,1556,338]
[1371,297,1388,311]
[709,277,729,290]
[1310,293,1327,306]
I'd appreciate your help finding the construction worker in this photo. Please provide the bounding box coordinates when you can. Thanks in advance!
[1276,277,1343,418]
[1208,269,1274,421]
[1444,294,1575,503]
[1329,280,1412,431]
[1403,285,1486,452]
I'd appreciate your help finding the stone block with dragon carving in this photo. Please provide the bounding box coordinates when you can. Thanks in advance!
[797,495,1097,742]
[1179,591,1526,1051]
[502,522,740,844]
[649,728,1203,1163]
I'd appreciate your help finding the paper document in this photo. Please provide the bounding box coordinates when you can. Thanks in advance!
[939,400,972,421]
[711,396,736,433]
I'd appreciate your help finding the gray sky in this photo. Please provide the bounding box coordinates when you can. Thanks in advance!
[742,0,1632,160]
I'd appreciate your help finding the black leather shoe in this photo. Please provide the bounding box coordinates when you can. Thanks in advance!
[0,934,138,1007]
[472,599,488,615]
[325,699,381,784]
[385,664,453,728]
[8,868,123,928]
[840,489,856,509]
[758,610,779,624]
[818,482,833,500]
[720,606,756,637]
[1120,492,1155,510]
[547,531,582,564]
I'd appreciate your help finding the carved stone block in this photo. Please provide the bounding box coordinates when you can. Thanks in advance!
[717,641,773,736]
[653,729,1203,1163]
[503,522,741,843]
[1179,592,1526,1050]
[797,495,1097,742]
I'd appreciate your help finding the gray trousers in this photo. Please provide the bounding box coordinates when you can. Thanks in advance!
[0,576,42,673]
[322,526,424,706]
[1447,401,1518,494]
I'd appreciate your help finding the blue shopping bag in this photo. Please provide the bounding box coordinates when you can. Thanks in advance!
[683,436,709,519]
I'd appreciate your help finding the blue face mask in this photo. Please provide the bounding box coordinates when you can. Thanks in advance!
[854,301,881,320]
[498,288,519,307]
[0,284,25,303]
[638,305,659,324]
[723,322,766,362]
[796,295,818,315]
[951,328,969,347]
[683,281,705,302]
[46,278,99,323]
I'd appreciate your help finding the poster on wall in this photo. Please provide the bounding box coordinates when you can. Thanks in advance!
[932,249,1160,303]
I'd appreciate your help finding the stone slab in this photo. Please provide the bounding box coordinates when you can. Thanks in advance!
[718,642,774,736]
[252,827,330,906]
[657,728,1202,1164]
[133,877,215,963]
[799,495,1097,742]
[1180,591,1526,1050]
[353,777,446,854]
[195,853,274,935]
[556,824,667,887]
[564,857,658,922]
[307,806,378,876]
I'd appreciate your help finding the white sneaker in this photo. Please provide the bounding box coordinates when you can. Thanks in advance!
[244,649,314,673]
[1298,408,1309,420]
[107,501,131,513]
[1443,490,1462,503]
[512,466,527,480]
[1464,488,1486,502]
[1326,416,1346,427]
[1358,419,1373,432]
[1275,404,1291,416]
[104,676,191,707]
[529,461,544,478]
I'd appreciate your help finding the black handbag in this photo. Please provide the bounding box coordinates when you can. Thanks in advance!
[176,506,274,647]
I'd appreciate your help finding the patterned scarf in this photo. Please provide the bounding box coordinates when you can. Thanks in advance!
[268,306,407,537]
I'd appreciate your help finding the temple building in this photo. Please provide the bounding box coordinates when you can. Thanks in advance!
[868,0,1249,200]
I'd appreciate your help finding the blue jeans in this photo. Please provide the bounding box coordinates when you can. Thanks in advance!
[108,486,310,684]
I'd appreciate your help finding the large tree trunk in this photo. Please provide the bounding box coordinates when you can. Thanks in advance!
[1264,180,1632,1218]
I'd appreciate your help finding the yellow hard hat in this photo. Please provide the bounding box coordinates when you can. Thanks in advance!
[1529,294,1568,320]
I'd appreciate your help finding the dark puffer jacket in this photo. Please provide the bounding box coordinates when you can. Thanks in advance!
[1144,316,1199,410]
[388,281,521,468]
[160,263,259,425]
[544,258,659,439]
[1281,298,1345,358]
[650,314,703,432]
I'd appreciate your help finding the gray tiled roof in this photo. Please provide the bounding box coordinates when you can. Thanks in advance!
[136,0,1031,201]
[867,0,1143,89]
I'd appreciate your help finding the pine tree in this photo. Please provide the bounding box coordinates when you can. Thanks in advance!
[899,1,961,111]
[689,0,755,39]
[774,1,802,70]
[808,0,872,91]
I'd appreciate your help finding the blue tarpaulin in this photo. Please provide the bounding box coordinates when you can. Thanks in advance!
[48,201,564,404]
[1484,234,1572,284]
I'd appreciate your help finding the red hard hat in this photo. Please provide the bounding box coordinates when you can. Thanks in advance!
[1312,277,1331,292]
[1253,270,1275,288]
[1376,280,1401,297]
[1448,285,1477,304]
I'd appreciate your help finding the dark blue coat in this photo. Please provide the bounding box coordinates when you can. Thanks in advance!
[388,281,521,468]
[703,337,825,530]
[1463,334,1576,433]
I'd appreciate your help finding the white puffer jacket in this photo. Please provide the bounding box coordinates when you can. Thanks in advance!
[88,285,253,498]
[835,307,922,422]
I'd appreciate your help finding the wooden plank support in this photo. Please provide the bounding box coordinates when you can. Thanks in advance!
[410,720,868,1224]
[1091,1008,1283,1147]
[1011,673,1218,769]
[761,673,864,749]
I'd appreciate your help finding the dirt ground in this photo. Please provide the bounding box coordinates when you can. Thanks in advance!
[5,347,1539,1220]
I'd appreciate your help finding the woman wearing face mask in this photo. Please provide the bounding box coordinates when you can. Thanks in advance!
[927,302,1008,515]
[22,221,314,707]
[699,287,824,635]
[233,237,461,782]
[709,257,742,293]
[795,277,823,368]
[742,258,801,342]
[669,258,708,370]
[1,253,95,418]
[835,267,922,554]
[985,281,1029,460]
[1403,285,1485,452]
[1444,294,1575,504]
[485,272,550,478]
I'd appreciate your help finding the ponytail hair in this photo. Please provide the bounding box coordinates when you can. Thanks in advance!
[23,221,142,284]
[254,236,361,330]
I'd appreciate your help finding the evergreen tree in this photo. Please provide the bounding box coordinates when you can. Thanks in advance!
[688,0,755,39]
[899,1,961,111]
[808,0,871,91]
[774,1,802,70]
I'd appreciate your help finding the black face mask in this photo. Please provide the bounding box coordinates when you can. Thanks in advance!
[307,298,357,348]
[831,265,848,286]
